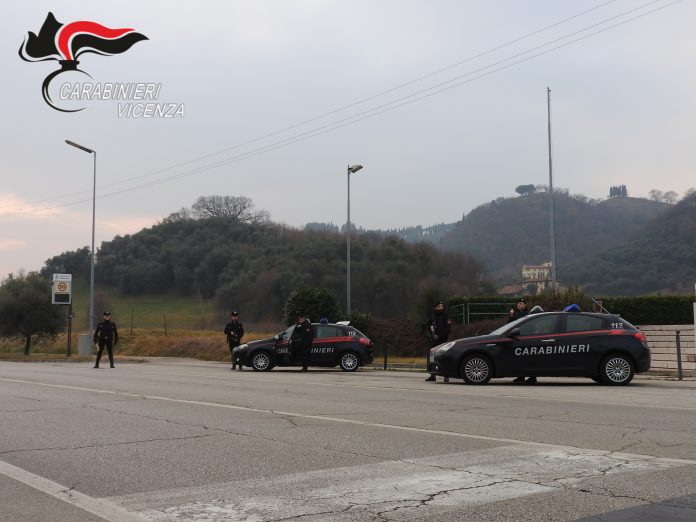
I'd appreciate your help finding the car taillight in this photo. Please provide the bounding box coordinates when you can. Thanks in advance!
[359,337,371,346]
[633,332,646,342]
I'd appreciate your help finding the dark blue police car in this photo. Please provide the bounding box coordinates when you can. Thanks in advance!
[233,322,374,372]
[429,312,650,385]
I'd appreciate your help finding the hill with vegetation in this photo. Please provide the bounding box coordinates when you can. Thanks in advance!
[560,193,696,295]
[439,192,668,283]
[43,204,494,322]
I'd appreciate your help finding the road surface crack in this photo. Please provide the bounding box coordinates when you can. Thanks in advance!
[0,434,212,456]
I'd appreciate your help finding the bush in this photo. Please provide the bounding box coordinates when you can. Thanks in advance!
[283,287,341,326]
[343,310,373,337]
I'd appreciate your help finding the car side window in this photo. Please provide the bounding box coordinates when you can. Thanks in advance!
[565,315,604,333]
[517,316,558,336]
[314,326,341,339]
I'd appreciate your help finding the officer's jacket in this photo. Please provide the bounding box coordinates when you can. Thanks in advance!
[94,320,118,343]
[508,309,529,323]
[290,319,313,347]
[429,311,451,338]
[224,321,245,340]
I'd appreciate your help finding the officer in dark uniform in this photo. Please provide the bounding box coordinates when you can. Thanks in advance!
[508,298,534,384]
[93,311,118,368]
[224,311,245,370]
[290,314,313,371]
[426,302,452,382]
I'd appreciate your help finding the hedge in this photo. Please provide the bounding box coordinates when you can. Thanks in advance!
[444,293,694,325]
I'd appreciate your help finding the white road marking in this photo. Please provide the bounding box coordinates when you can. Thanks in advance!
[0,459,143,521]
[117,445,686,520]
[2,376,696,466]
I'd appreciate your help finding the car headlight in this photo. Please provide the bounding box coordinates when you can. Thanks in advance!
[435,341,455,354]
[233,344,248,352]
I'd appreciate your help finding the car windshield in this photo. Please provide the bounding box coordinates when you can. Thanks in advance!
[279,326,294,339]
[489,315,533,335]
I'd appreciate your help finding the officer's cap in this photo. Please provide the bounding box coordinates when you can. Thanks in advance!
[103,311,111,315]
[230,311,238,316]
[517,298,526,304]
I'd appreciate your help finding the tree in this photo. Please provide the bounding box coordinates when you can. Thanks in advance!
[283,287,341,326]
[515,184,536,196]
[0,272,65,355]
[608,185,627,198]
[663,191,678,204]
[648,189,664,202]
[41,247,90,279]
[191,195,270,224]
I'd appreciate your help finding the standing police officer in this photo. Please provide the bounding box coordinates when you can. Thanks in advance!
[224,311,245,370]
[508,298,534,384]
[425,302,452,382]
[93,311,118,368]
[290,313,313,371]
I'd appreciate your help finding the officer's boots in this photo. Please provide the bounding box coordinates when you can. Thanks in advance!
[94,351,102,369]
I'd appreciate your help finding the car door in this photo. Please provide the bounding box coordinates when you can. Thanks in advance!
[557,314,606,374]
[503,314,561,375]
[311,325,343,366]
[275,326,294,363]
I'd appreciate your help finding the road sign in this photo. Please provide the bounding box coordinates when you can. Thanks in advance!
[52,273,72,304]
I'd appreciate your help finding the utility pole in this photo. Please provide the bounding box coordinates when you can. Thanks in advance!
[547,87,558,291]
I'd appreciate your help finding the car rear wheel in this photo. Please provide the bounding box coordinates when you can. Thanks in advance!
[600,354,634,385]
[251,351,273,372]
[460,354,492,385]
[339,351,360,372]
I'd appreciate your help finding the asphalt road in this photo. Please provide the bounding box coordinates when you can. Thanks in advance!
[1,358,696,521]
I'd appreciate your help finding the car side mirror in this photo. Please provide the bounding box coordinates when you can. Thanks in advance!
[508,327,521,337]
[273,334,280,340]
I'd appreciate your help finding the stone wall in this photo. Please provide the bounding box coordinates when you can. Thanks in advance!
[639,324,695,373]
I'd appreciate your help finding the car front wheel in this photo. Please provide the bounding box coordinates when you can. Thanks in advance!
[460,354,492,385]
[600,354,634,385]
[339,352,360,372]
[251,351,273,372]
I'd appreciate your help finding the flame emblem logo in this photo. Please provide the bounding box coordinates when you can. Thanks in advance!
[19,12,148,112]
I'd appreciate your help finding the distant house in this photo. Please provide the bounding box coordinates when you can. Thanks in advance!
[521,262,552,294]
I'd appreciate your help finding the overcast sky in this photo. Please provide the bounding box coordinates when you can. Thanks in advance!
[2,0,695,278]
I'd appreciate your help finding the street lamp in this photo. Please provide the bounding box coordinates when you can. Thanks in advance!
[65,140,96,336]
[346,164,363,315]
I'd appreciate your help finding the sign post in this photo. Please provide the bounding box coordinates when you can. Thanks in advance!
[52,274,72,356]
[51,274,72,305]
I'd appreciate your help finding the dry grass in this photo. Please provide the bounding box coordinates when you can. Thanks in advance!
[104,329,278,362]
[0,330,426,367]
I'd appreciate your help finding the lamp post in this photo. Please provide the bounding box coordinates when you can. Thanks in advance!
[346,164,363,315]
[65,140,96,336]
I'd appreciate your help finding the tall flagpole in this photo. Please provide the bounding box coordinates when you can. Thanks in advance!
[547,87,558,291]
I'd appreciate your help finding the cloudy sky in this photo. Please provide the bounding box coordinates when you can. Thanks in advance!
[1,0,694,278]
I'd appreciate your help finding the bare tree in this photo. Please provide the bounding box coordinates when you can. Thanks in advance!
[163,207,193,223]
[191,196,270,224]
[648,189,664,202]
[663,191,678,204]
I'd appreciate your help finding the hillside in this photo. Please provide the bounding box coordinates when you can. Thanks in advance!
[560,194,696,295]
[439,193,668,283]
[43,218,494,322]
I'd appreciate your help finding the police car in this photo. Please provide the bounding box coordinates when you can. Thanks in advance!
[233,322,374,372]
[429,312,650,385]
